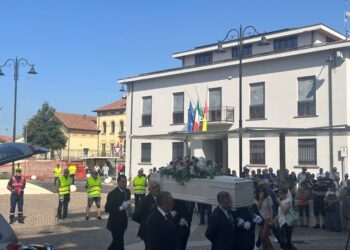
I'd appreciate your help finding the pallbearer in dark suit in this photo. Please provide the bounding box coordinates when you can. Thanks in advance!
[146,191,177,250]
[132,180,160,248]
[233,204,263,250]
[205,191,237,250]
[105,175,131,250]
[173,199,195,250]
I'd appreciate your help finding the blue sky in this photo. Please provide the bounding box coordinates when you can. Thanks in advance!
[0,0,347,136]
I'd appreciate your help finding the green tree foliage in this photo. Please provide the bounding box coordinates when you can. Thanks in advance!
[24,102,67,158]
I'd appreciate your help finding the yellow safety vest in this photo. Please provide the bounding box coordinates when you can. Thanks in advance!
[15,165,22,171]
[68,165,76,175]
[133,175,147,194]
[54,167,62,177]
[58,176,72,195]
[86,176,102,198]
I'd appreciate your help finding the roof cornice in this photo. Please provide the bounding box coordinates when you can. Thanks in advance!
[119,41,350,84]
[171,24,346,59]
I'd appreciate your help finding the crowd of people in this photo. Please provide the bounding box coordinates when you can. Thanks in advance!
[5,160,350,250]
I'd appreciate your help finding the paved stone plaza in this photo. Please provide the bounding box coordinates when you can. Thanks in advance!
[0,181,348,250]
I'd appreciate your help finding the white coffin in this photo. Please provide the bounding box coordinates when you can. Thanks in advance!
[150,173,253,209]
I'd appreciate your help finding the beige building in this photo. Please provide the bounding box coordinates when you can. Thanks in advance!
[93,99,127,158]
[121,23,350,180]
[55,112,99,160]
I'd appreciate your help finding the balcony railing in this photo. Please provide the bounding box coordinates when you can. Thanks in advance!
[207,106,234,123]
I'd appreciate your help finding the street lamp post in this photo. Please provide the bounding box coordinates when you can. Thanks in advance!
[216,25,269,176]
[0,57,37,172]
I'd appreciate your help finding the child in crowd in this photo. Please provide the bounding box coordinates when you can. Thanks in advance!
[297,181,310,227]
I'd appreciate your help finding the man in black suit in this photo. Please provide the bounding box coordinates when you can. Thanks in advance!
[105,175,131,250]
[146,191,177,250]
[132,180,160,248]
[205,191,237,250]
[173,199,195,250]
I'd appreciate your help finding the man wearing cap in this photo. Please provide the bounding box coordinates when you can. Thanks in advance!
[7,168,26,224]
[56,168,72,219]
[85,169,102,220]
[53,164,62,186]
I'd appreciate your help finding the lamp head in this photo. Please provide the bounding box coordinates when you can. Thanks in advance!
[0,68,4,76]
[28,65,37,74]
[214,42,226,54]
[119,84,126,92]
[258,36,270,46]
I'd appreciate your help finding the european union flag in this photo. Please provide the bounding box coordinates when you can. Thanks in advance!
[187,102,194,132]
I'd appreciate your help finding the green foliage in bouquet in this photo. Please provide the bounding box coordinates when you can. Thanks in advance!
[159,157,222,184]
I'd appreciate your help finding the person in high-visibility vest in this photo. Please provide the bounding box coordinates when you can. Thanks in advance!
[7,168,26,224]
[133,169,147,209]
[56,168,72,219]
[68,164,77,184]
[85,169,102,220]
[53,164,62,186]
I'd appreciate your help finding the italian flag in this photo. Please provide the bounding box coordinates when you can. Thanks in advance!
[194,101,203,132]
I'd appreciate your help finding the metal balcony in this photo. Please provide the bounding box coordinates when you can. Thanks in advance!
[207,106,234,124]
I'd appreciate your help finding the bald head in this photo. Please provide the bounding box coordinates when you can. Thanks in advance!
[148,180,160,196]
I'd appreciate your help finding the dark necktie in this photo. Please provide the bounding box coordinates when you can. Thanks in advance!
[165,212,172,221]
[227,211,234,225]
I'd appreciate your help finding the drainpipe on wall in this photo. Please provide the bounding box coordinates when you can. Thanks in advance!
[128,82,134,181]
[327,50,335,172]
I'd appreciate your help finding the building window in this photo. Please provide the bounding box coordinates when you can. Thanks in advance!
[173,92,184,124]
[298,76,316,116]
[141,143,151,163]
[110,143,115,156]
[250,82,265,119]
[232,44,253,59]
[195,52,213,65]
[120,120,124,132]
[274,35,297,51]
[142,96,152,126]
[172,142,184,160]
[101,143,106,156]
[111,121,115,134]
[102,122,107,134]
[298,139,317,165]
[209,88,222,121]
[250,140,265,164]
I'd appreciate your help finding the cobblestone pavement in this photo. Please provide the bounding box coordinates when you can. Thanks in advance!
[0,189,348,250]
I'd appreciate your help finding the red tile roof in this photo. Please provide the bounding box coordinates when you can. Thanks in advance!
[0,135,11,143]
[55,112,98,131]
[93,99,126,112]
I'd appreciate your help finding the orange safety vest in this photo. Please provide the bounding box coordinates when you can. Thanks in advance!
[11,177,25,195]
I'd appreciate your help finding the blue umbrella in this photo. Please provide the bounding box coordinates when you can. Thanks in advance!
[0,142,49,165]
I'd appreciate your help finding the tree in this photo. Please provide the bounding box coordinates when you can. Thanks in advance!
[24,102,67,159]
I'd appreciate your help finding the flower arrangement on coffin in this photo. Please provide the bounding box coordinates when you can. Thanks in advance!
[159,156,222,184]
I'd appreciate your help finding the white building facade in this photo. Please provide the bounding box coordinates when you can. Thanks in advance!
[121,24,350,180]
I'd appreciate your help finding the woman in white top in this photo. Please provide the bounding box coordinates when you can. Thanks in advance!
[254,184,273,250]
[277,187,293,250]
